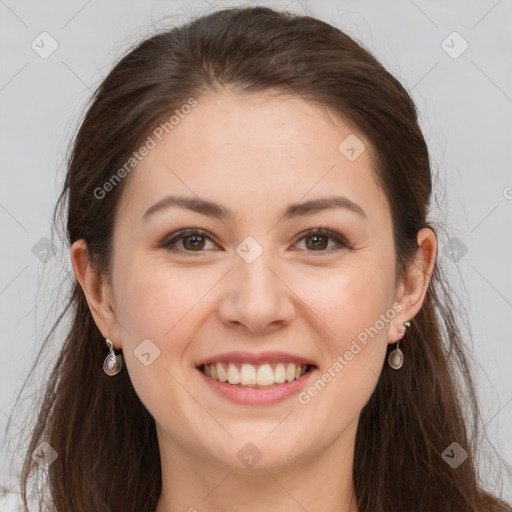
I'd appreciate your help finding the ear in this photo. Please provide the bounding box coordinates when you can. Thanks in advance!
[70,239,123,350]
[389,227,438,344]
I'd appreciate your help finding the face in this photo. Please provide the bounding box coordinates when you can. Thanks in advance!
[104,91,404,471]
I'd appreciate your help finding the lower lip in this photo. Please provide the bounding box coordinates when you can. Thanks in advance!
[197,367,317,405]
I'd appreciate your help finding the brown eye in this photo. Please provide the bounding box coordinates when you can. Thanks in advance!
[305,234,329,250]
[182,234,206,251]
[296,228,350,253]
[161,227,350,255]
[162,229,217,253]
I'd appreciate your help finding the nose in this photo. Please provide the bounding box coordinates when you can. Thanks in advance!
[216,249,296,333]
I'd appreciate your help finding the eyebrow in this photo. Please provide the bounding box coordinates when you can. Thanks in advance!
[142,194,367,222]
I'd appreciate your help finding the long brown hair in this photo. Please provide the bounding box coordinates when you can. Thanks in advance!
[9,6,511,511]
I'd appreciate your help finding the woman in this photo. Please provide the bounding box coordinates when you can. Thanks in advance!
[15,6,511,511]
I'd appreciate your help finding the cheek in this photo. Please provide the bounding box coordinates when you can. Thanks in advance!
[112,257,221,390]
[112,261,208,429]
[293,262,394,405]
[114,255,204,342]
[298,260,395,350]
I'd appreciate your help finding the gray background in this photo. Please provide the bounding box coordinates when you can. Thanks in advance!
[1,0,511,508]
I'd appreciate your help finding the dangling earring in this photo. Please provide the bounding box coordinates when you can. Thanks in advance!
[388,320,411,370]
[103,337,123,376]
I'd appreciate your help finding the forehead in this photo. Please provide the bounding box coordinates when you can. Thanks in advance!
[171,91,360,165]
[115,90,390,229]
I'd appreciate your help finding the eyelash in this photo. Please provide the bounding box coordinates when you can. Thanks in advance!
[160,227,351,255]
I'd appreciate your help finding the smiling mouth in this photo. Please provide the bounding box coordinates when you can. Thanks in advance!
[199,362,315,388]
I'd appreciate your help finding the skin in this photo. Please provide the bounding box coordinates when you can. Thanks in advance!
[71,90,437,512]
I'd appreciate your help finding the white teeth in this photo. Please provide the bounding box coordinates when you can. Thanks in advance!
[240,363,256,385]
[256,364,274,386]
[286,364,295,382]
[274,363,286,383]
[216,362,228,382]
[227,363,240,384]
[201,362,310,386]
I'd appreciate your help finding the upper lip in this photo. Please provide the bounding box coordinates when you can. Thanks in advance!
[196,351,318,368]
